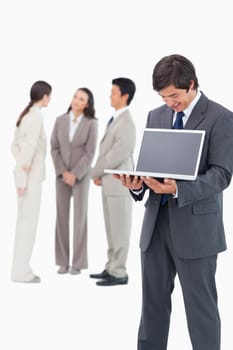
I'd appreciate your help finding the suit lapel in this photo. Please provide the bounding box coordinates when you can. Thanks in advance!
[112,110,128,127]
[101,110,128,143]
[161,107,173,129]
[71,116,87,143]
[61,113,70,145]
[185,93,208,130]
[161,93,208,130]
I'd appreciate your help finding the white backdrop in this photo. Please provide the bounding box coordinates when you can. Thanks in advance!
[0,1,232,349]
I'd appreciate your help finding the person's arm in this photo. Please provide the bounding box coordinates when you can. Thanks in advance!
[177,112,233,207]
[16,113,42,170]
[13,112,42,189]
[50,118,67,177]
[113,174,147,201]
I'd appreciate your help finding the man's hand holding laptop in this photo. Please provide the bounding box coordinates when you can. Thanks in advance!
[113,174,177,194]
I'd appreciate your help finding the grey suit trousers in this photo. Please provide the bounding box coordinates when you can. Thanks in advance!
[138,204,220,350]
[55,175,90,269]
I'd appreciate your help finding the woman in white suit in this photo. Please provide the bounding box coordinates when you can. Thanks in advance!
[11,81,52,283]
[51,88,98,275]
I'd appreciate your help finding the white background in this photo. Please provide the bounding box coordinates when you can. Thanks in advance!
[0,1,233,349]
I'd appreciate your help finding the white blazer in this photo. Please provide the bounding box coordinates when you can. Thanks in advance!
[11,106,47,188]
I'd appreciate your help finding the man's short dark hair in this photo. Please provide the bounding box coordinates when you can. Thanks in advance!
[152,54,199,92]
[112,77,136,105]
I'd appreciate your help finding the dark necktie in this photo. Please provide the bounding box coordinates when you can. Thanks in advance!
[107,116,114,128]
[160,111,185,205]
[173,111,185,130]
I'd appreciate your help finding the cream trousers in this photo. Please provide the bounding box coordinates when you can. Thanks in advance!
[11,181,42,282]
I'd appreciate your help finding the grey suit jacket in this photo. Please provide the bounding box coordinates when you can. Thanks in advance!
[132,93,233,258]
[91,109,136,196]
[50,114,98,181]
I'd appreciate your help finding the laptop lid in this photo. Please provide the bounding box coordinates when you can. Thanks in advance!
[104,128,205,181]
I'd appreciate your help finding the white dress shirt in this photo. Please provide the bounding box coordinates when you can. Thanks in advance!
[173,90,201,126]
[113,106,129,119]
[69,112,83,142]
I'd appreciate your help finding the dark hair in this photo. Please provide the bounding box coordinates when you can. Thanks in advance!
[112,77,136,105]
[152,54,199,92]
[16,80,52,127]
[67,87,96,119]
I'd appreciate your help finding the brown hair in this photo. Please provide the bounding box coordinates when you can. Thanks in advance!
[16,80,52,127]
[67,87,96,119]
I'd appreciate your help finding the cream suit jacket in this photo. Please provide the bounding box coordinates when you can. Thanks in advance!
[91,109,136,195]
[11,106,46,188]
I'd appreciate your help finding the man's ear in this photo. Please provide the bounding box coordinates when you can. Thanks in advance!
[122,93,129,105]
[189,80,195,90]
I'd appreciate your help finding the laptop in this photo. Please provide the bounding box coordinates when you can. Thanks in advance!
[104,128,206,181]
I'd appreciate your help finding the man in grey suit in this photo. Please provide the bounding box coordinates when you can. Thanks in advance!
[116,55,233,349]
[90,77,136,286]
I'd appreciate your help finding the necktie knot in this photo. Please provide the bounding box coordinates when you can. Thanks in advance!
[173,111,185,129]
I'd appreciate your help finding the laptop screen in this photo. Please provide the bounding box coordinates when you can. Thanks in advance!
[134,128,205,180]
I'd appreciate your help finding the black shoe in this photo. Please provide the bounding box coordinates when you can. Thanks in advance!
[89,269,110,279]
[96,275,128,286]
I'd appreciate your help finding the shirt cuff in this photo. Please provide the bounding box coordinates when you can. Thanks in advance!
[131,187,144,195]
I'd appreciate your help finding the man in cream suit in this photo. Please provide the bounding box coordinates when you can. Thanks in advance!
[90,77,136,286]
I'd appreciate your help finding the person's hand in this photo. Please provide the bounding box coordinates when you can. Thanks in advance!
[22,165,31,173]
[141,177,176,194]
[93,178,102,186]
[62,171,76,186]
[113,174,143,190]
[17,187,27,197]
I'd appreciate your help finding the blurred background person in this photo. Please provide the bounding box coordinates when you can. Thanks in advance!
[51,87,98,275]
[90,77,136,286]
[11,80,52,283]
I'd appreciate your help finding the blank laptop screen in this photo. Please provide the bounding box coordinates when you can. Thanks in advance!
[135,128,205,179]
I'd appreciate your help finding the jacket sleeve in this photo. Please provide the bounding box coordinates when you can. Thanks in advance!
[12,113,42,188]
[177,111,233,207]
[50,118,67,176]
[130,183,148,201]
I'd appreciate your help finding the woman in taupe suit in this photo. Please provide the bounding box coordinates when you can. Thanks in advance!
[51,88,98,275]
[11,80,52,283]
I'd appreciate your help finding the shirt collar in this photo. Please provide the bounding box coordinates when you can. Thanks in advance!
[113,106,128,119]
[182,90,201,118]
[69,111,84,123]
[30,105,41,111]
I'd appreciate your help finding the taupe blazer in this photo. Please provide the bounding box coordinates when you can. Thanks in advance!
[11,106,46,188]
[51,113,98,181]
[91,109,136,195]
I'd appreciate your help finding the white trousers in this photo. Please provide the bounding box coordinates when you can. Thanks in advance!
[11,181,42,282]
